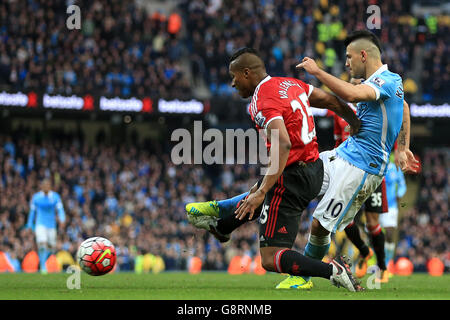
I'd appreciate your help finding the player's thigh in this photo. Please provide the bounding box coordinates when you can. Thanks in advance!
[317,149,337,197]
[313,158,383,233]
[35,225,48,245]
[379,207,399,229]
[47,228,57,249]
[258,188,301,249]
[259,161,322,248]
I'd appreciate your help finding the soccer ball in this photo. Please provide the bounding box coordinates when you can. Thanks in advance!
[77,237,116,276]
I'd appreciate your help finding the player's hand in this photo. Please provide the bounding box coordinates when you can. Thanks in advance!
[395,149,419,172]
[235,189,265,221]
[296,57,321,76]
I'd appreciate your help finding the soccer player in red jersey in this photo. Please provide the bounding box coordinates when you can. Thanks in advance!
[188,47,363,291]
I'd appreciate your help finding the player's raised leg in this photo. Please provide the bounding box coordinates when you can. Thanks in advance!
[185,191,254,242]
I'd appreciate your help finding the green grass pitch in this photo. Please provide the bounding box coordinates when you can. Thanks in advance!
[1,272,449,300]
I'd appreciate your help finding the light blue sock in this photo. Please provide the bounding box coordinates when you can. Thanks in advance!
[217,192,248,218]
[385,242,395,268]
[38,247,47,271]
[303,234,331,281]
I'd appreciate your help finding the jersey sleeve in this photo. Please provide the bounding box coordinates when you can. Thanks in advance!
[256,99,283,129]
[254,87,284,129]
[365,75,394,100]
[27,195,37,229]
[55,193,66,223]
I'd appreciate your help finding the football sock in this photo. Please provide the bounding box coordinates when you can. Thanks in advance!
[304,234,331,260]
[344,221,370,257]
[303,234,331,281]
[368,224,387,270]
[385,242,395,268]
[275,249,333,279]
[216,202,262,235]
[217,192,249,218]
[38,246,47,271]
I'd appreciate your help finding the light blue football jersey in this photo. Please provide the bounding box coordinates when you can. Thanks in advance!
[385,162,406,209]
[27,191,65,229]
[337,64,404,176]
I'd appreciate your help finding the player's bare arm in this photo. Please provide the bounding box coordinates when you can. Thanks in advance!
[235,119,291,220]
[309,87,361,135]
[396,100,419,172]
[296,57,377,103]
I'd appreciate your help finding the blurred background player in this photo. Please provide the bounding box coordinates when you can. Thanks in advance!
[26,179,66,273]
[380,153,407,274]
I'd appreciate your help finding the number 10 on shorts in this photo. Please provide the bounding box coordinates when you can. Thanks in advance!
[326,199,344,219]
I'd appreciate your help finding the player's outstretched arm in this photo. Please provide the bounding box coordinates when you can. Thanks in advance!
[296,57,377,103]
[309,87,361,135]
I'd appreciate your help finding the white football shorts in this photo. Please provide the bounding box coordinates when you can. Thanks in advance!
[35,225,57,247]
[379,207,399,228]
[314,149,383,233]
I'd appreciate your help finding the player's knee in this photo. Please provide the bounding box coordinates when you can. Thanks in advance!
[259,248,277,272]
[365,212,379,228]
[310,218,330,237]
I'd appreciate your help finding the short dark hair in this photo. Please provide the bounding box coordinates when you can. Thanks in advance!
[229,47,261,63]
[344,30,382,54]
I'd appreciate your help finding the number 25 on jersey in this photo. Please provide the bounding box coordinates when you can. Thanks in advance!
[290,92,316,145]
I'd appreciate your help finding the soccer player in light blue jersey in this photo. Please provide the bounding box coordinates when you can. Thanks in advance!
[293,30,418,284]
[26,179,66,273]
[380,154,407,270]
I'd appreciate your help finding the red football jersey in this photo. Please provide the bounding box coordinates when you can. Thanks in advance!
[248,76,319,166]
[333,104,356,147]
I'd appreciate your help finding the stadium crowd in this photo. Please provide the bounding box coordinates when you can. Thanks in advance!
[0,129,262,272]
[396,148,449,272]
[181,0,450,101]
[0,128,448,273]
[0,0,190,99]
[0,0,449,102]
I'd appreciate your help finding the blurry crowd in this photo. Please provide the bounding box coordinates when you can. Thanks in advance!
[182,0,450,102]
[396,148,449,272]
[0,0,449,102]
[0,129,263,272]
[0,127,448,272]
[0,0,190,99]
